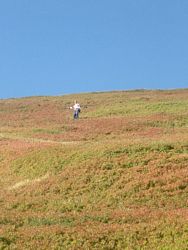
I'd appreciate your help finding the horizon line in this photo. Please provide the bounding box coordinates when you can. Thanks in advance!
[1,87,188,100]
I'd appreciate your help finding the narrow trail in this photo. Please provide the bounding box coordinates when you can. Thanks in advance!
[7,173,50,191]
[0,133,83,191]
[0,133,81,145]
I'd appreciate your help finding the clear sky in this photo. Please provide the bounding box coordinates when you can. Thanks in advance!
[0,0,188,98]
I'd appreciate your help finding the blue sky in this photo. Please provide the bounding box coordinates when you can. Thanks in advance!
[0,0,188,98]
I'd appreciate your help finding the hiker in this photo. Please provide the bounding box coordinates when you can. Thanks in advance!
[70,100,81,119]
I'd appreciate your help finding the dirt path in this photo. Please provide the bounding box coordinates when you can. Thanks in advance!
[0,133,82,191]
[7,173,50,191]
[0,133,80,145]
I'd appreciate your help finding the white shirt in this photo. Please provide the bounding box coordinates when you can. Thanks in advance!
[73,103,80,111]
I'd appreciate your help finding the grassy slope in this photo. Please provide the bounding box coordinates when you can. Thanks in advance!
[0,89,188,249]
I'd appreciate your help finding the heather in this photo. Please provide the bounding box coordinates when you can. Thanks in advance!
[0,89,188,249]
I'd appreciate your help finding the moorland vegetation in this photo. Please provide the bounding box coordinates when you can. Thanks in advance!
[0,89,188,249]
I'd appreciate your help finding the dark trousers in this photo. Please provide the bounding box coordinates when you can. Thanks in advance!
[74,109,79,119]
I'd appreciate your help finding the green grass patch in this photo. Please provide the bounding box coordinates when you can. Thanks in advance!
[84,99,188,118]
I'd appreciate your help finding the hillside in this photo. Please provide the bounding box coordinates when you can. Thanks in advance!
[0,89,188,249]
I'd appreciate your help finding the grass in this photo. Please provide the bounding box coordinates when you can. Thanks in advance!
[0,89,188,249]
[84,100,188,118]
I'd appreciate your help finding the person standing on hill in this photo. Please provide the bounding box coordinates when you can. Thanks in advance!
[70,100,81,119]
